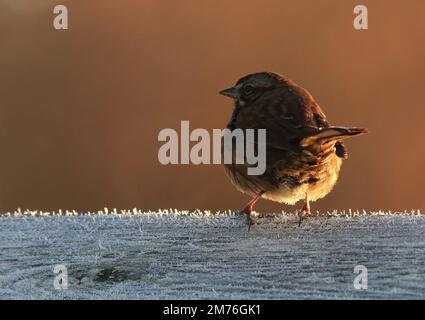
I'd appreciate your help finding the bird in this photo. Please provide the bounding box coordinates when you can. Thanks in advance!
[219,72,367,229]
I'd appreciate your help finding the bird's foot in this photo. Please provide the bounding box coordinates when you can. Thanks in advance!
[296,201,311,226]
[294,210,304,226]
[237,206,255,231]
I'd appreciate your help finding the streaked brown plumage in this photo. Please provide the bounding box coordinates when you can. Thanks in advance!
[219,72,367,227]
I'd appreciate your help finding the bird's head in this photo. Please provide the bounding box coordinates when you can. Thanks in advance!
[219,72,286,107]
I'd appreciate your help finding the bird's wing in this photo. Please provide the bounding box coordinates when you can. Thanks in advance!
[232,87,324,153]
[229,85,352,160]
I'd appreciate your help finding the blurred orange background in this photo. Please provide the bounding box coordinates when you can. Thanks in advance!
[0,0,424,213]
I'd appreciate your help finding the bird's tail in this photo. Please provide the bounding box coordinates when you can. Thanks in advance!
[300,127,368,148]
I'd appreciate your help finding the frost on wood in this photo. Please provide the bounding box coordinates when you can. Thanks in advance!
[1,208,423,217]
[0,212,425,299]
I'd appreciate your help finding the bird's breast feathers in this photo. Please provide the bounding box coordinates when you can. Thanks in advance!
[263,153,343,204]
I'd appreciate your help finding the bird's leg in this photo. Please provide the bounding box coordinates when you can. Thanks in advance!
[297,193,310,226]
[238,192,264,231]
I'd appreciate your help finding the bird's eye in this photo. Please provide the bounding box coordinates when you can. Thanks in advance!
[244,84,254,94]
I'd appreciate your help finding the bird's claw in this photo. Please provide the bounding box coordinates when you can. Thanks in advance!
[246,215,255,231]
[236,207,255,231]
[294,210,306,226]
[297,213,304,226]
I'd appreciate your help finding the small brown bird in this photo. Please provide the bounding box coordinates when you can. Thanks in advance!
[219,72,367,228]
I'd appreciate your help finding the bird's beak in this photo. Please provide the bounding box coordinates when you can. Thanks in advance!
[219,86,238,99]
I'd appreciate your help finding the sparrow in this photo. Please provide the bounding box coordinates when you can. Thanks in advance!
[219,72,367,228]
